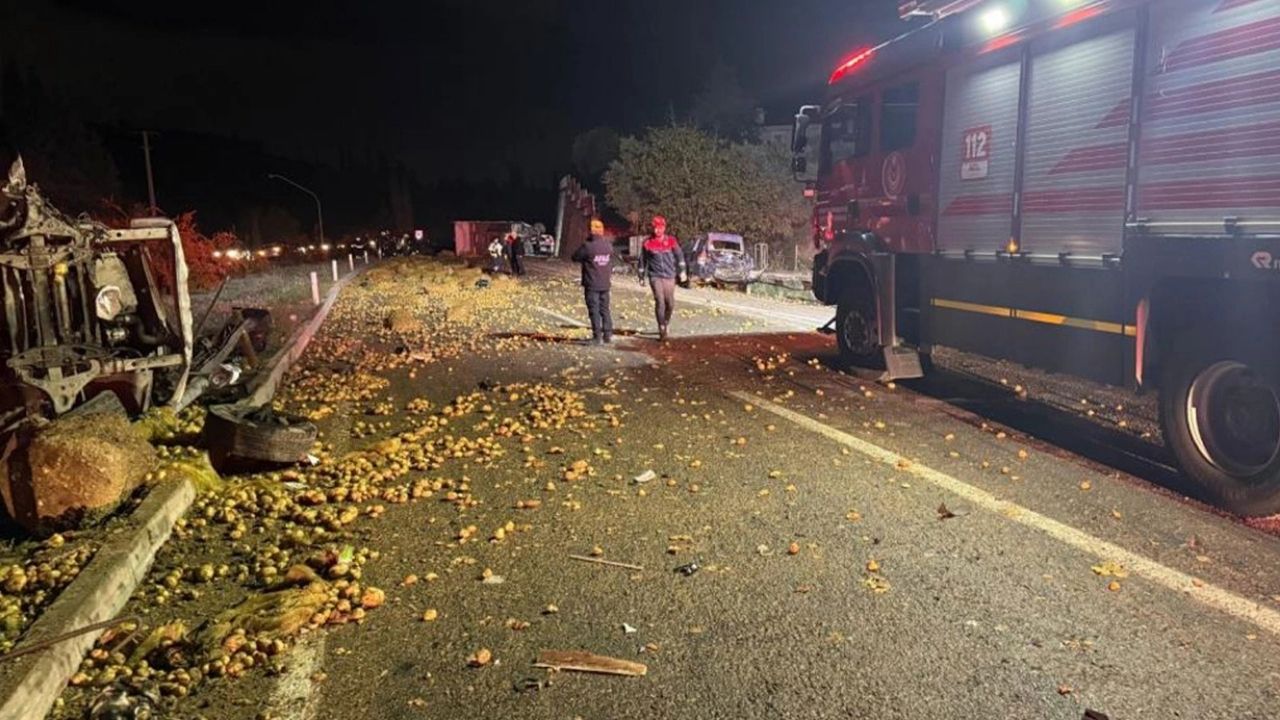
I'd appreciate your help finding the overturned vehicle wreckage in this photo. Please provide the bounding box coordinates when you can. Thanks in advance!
[0,158,194,420]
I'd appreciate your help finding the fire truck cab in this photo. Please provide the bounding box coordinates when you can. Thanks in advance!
[795,0,1280,514]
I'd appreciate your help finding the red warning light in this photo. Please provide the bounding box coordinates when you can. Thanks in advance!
[1055,5,1104,28]
[828,47,876,85]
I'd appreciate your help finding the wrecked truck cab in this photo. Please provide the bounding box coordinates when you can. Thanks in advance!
[0,159,193,420]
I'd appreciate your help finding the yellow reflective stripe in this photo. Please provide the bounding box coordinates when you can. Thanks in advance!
[931,298,1136,337]
[930,298,1011,318]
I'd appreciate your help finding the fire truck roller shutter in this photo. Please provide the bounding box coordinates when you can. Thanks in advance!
[1021,25,1136,256]
[1135,0,1280,228]
[937,55,1022,254]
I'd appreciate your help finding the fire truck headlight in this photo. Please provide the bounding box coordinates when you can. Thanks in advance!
[981,6,1010,33]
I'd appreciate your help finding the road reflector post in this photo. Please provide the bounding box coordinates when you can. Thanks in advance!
[363,250,369,264]
[331,259,338,282]
[309,271,320,305]
[348,254,354,271]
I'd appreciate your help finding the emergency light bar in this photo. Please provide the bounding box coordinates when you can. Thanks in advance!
[828,47,876,85]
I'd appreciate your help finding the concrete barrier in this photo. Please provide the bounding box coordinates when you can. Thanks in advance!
[0,479,194,720]
[245,266,362,408]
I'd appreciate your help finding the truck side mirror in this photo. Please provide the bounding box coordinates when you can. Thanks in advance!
[791,107,817,155]
[792,105,820,182]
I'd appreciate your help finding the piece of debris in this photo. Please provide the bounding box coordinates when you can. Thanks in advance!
[568,554,644,571]
[937,503,957,520]
[203,404,318,466]
[468,648,493,667]
[514,677,549,694]
[196,581,330,650]
[384,309,416,332]
[88,682,160,720]
[632,470,656,484]
[622,623,638,635]
[481,574,506,585]
[1083,711,1111,720]
[674,562,701,577]
[1091,561,1128,578]
[534,650,647,677]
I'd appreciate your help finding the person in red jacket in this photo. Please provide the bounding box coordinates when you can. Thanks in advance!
[504,232,526,276]
[638,215,687,341]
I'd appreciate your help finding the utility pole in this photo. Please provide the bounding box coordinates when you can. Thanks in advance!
[267,173,325,249]
[141,131,158,215]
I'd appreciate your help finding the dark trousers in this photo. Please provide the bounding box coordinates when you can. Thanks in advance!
[649,277,675,328]
[509,254,525,276]
[584,289,612,340]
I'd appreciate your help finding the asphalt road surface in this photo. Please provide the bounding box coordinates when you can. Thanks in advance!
[163,258,1280,720]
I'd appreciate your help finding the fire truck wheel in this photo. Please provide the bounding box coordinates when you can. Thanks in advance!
[1159,342,1280,516]
[836,284,883,370]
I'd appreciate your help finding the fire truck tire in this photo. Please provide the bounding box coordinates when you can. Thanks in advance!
[1158,341,1280,516]
[836,284,883,370]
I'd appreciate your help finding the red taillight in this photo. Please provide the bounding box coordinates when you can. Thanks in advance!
[828,47,876,85]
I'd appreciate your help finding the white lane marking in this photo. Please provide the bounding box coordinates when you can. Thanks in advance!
[534,306,588,328]
[676,293,826,329]
[730,390,1280,637]
[269,634,326,720]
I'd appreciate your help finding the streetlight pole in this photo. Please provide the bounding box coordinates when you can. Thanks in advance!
[141,131,158,215]
[267,173,325,249]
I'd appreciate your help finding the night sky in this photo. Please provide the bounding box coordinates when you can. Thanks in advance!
[2,0,898,188]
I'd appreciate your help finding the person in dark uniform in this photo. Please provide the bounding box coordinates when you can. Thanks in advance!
[571,218,613,345]
[505,232,526,276]
[638,215,687,341]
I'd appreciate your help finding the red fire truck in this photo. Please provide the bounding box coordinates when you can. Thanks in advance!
[792,0,1280,514]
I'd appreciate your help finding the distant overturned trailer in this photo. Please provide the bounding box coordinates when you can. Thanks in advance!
[453,220,514,257]
[453,220,553,258]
